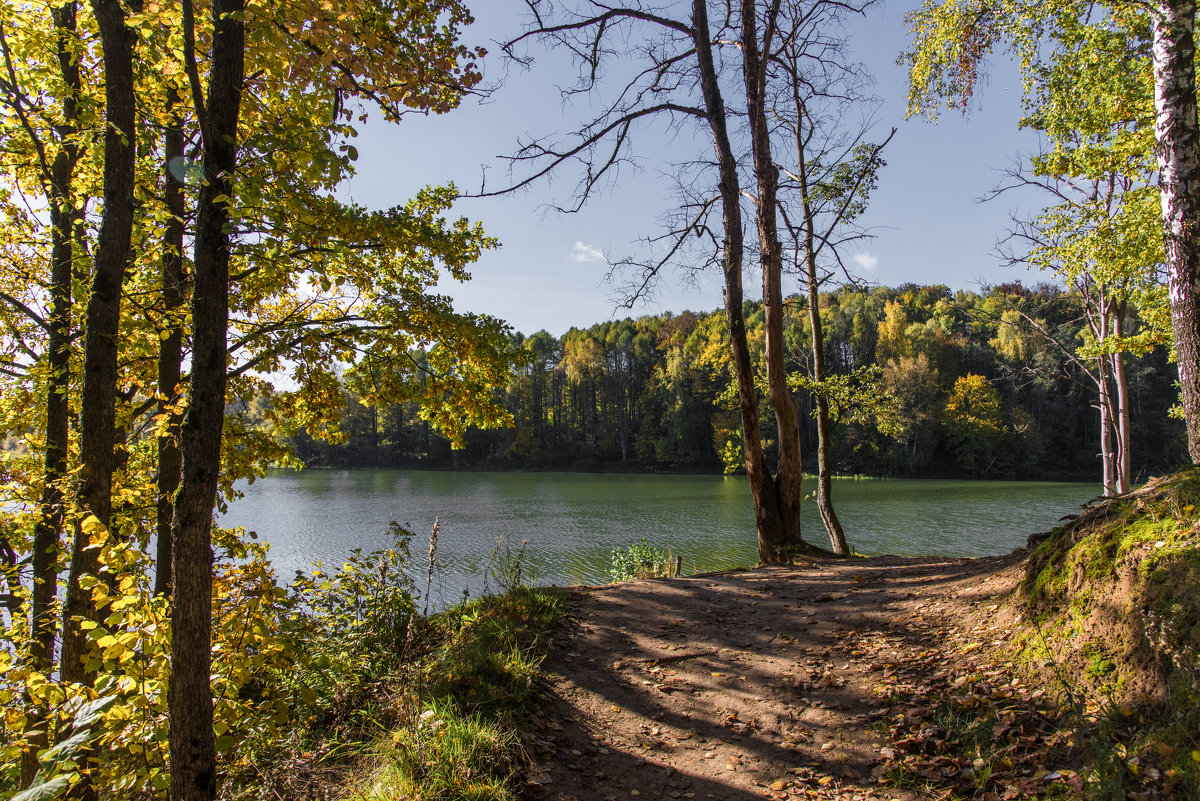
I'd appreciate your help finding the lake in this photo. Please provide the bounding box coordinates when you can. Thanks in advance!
[221,470,1098,608]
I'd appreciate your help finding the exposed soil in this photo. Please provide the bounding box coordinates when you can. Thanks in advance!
[519,553,1034,801]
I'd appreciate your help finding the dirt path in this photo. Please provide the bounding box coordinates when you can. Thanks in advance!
[520,554,1028,801]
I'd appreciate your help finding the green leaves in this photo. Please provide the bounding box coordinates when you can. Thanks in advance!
[66,696,118,733]
[10,775,72,801]
[609,538,678,581]
[10,696,119,801]
[790,363,902,437]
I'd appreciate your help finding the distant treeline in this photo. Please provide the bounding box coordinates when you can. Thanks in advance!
[282,282,1186,480]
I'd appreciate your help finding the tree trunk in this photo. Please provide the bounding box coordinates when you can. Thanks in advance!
[23,2,81,785]
[1112,350,1131,492]
[169,2,243,798]
[1097,352,1115,496]
[1112,306,1131,493]
[792,91,848,555]
[155,97,187,598]
[740,0,807,563]
[1152,0,1200,463]
[811,396,846,548]
[804,280,847,553]
[60,0,137,687]
[691,0,788,559]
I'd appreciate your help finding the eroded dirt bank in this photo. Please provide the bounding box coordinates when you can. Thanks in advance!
[519,554,1033,801]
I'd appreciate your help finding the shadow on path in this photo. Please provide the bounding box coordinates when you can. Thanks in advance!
[519,554,1025,801]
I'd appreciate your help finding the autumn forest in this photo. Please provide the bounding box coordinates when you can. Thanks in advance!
[288,283,1185,482]
[2,0,1200,799]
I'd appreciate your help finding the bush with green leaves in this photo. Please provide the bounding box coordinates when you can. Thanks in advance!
[269,523,418,721]
[342,586,567,801]
[217,518,569,801]
[608,538,678,581]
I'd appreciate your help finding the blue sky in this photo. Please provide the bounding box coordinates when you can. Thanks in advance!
[337,0,1045,337]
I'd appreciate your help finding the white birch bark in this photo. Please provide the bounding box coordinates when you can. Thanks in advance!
[1152,0,1200,463]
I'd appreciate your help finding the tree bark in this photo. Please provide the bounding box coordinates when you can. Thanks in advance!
[169,1,243,798]
[803,248,848,553]
[23,2,81,785]
[155,96,187,598]
[792,87,848,555]
[1096,303,1116,496]
[740,0,808,563]
[1097,353,1115,496]
[60,0,137,687]
[1152,0,1200,463]
[1112,306,1131,493]
[691,0,788,559]
[1112,350,1131,492]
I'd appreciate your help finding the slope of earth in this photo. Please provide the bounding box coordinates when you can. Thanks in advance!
[519,553,1049,801]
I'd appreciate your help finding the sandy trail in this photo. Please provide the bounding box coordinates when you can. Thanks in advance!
[520,554,1025,801]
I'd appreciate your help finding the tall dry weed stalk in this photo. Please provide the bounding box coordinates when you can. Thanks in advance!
[422,516,440,617]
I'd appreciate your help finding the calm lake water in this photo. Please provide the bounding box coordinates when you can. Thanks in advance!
[222,470,1097,607]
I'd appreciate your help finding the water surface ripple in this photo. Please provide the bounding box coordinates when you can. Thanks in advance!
[222,470,1096,606]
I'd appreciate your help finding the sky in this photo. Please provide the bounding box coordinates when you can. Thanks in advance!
[336,0,1046,337]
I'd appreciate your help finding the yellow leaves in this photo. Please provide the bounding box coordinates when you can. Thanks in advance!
[0,526,298,797]
[5,707,27,729]
[81,514,107,545]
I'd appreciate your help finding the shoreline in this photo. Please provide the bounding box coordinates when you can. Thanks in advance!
[262,462,1101,486]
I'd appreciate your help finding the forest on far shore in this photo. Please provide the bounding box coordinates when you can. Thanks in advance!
[278,281,1185,482]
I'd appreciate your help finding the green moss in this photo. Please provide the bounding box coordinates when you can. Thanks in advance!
[1085,648,1115,681]
[1012,469,1200,800]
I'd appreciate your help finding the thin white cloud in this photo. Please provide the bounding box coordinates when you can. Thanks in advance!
[569,241,606,263]
[852,251,879,272]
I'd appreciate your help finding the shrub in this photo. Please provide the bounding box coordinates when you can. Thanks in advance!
[609,538,679,581]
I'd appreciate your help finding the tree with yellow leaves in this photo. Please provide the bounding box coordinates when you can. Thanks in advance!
[0,1,515,797]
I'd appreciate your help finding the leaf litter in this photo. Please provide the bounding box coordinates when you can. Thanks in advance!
[516,554,1092,801]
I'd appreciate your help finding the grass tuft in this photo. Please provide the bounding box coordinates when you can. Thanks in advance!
[341,586,569,801]
[348,700,518,801]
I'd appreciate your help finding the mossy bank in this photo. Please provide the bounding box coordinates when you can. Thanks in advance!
[1011,469,1200,798]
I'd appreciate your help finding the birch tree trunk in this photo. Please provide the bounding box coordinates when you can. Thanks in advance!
[1097,349,1116,497]
[1152,0,1200,463]
[1108,304,1131,493]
